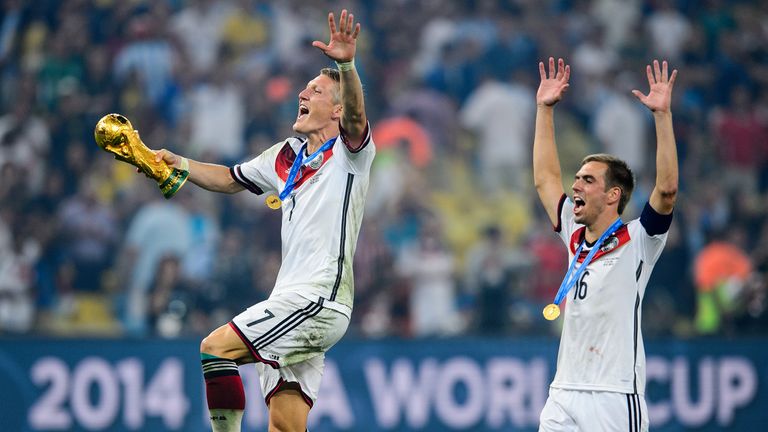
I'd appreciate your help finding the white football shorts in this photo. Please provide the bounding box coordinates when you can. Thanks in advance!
[539,388,648,432]
[229,292,349,406]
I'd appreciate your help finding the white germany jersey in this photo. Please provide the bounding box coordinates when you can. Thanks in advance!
[551,195,668,395]
[229,125,375,318]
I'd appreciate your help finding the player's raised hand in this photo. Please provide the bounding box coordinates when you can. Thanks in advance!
[537,57,570,107]
[312,9,360,63]
[632,59,677,113]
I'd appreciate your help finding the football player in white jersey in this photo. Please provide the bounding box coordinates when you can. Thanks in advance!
[149,10,373,432]
[533,57,678,431]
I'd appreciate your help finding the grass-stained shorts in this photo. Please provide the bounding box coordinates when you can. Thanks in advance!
[229,292,349,406]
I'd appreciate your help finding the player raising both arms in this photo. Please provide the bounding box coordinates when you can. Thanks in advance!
[150,10,374,432]
[533,57,678,431]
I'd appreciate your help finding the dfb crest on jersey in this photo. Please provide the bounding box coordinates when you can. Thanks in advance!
[308,153,323,170]
[600,235,619,253]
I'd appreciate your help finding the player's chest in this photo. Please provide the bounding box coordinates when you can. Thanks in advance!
[280,165,349,222]
[565,247,637,305]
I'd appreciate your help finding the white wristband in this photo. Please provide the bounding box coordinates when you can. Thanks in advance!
[335,59,355,72]
[179,157,190,172]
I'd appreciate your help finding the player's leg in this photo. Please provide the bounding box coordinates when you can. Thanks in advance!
[259,356,323,432]
[201,294,309,432]
[254,300,348,432]
[230,294,349,432]
[268,385,311,432]
[539,388,578,432]
[200,323,254,432]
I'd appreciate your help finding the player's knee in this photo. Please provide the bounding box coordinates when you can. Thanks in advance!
[200,333,224,357]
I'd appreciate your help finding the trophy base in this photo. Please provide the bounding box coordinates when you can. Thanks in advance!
[159,168,190,199]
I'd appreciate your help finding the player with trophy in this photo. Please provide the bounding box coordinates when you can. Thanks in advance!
[95,9,374,432]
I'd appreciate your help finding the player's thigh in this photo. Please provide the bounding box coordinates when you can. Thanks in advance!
[268,387,310,432]
[539,388,577,432]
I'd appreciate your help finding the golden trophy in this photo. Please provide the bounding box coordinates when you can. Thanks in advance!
[94,113,188,199]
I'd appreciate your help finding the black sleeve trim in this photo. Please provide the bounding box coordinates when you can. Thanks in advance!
[339,121,371,153]
[229,165,264,195]
[640,201,673,236]
[554,194,567,232]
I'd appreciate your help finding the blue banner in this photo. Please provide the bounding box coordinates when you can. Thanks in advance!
[0,338,765,431]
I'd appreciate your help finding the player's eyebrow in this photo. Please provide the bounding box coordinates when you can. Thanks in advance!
[574,174,596,181]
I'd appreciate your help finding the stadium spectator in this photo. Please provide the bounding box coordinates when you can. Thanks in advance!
[693,229,753,335]
[460,68,536,192]
[397,220,461,336]
[464,224,533,334]
[116,195,192,336]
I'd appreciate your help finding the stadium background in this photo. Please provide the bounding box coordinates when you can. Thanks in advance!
[0,0,766,430]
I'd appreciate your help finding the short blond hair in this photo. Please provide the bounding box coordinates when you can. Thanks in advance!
[320,68,341,104]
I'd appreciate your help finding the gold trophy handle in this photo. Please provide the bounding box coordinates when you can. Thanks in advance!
[94,113,188,198]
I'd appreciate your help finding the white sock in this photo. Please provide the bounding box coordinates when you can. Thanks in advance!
[209,409,244,432]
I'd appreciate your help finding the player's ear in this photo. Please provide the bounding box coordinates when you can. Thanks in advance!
[331,104,343,121]
[608,186,622,205]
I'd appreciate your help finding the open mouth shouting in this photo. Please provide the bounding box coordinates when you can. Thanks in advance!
[297,103,310,120]
[573,195,585,215]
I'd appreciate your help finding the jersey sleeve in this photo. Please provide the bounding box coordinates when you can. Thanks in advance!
[229,141,284,195]
[636,202,672,264]
[334,121,376,175]
[555,194,578,247]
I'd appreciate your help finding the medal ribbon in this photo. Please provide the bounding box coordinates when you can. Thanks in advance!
[552,217,623,306]
[278,138,335,201]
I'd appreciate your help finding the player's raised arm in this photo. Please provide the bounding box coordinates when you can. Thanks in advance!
[632,59,678,215]
[533,57,570,226]
[312,9,367,148]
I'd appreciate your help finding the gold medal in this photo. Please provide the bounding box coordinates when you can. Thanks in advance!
[543,303,561,321]
[265,194,282,210]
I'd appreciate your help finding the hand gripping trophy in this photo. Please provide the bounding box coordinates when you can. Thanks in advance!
[94,113,188,198]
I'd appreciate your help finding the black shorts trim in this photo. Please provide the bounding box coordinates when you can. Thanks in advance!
[626,393,642,431]
[264,378,314,408]
[228,321,279,369]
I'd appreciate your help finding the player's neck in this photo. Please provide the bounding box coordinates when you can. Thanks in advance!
[585,211,621,244]
[305,126,339,154]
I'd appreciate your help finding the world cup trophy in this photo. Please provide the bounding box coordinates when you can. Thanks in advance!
[94,113,188,199]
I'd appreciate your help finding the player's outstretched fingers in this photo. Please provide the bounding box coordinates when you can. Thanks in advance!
[338,9,347,34]
[668,69,678,91]
[328,12,337,34]
[548,57,555,79]
[346,12,354,35]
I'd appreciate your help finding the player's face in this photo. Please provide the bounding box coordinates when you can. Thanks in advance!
[292,74,341,134]
[572,161,617,226]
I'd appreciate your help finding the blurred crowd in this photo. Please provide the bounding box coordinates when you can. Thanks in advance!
[1,0,767,339]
